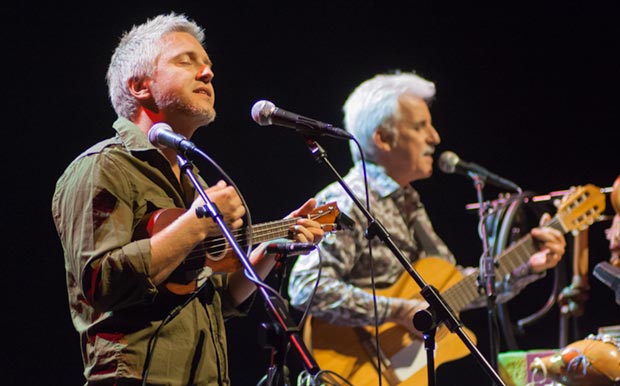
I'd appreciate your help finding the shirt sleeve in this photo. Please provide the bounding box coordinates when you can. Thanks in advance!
[211,272,254,319]
[288,203,398,327]
[52,151,158,312]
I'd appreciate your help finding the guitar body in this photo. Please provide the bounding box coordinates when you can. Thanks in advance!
[303,184,606,386]
[304,257,477,386]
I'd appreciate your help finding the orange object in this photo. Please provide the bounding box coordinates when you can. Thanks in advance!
[530,334,620,386]
[612,175,620,215]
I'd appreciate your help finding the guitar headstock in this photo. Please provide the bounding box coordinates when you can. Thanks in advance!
[556,184,606,232]
[309,201,355,233]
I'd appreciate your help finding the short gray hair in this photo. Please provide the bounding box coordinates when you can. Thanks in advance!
[106,13,205,119]
[343,72,436,162]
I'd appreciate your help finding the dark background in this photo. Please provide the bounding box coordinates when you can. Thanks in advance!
[4,1,619,385]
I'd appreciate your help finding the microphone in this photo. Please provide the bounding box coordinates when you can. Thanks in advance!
[593,261,620,306]
[148,122,198,155]
[438,150,522,193]
[251,100,353,139]
[266,242,317,255]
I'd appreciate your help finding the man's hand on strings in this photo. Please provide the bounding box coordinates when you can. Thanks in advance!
[286,198,324,244]
[529,213,566,273]
[191,180,246,235]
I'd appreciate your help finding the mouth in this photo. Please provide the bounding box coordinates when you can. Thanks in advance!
[194,88,213,98]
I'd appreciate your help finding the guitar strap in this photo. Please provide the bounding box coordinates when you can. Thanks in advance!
[412,216,441,257]
[403,188,442,257]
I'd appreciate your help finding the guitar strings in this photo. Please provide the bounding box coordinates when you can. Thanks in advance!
[182,212,329,261]
[187,219,298,258]
[440,216,564,312]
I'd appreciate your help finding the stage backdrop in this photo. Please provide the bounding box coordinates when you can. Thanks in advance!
[4,2,619,385]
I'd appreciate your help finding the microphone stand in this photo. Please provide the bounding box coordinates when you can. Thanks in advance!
[470,174,500,378]
[259,250,301,386]
[176,154,321,384]
[302,137,506,386]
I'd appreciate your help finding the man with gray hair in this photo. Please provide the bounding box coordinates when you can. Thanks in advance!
[288,71,566,384]
[52,13,324,385]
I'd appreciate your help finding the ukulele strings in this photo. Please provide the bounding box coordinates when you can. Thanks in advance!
[186,213,326,259]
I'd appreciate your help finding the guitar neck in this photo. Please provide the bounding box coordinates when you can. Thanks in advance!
[243,218,298,245]
[197,201,342,255]
[440,217,565,313]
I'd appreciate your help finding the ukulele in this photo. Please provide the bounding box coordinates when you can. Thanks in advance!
[135,201,349,295]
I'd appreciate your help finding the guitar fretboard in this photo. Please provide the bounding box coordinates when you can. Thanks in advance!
[440,217,565,312]
[195,217,299,253]
[245,218,299,245]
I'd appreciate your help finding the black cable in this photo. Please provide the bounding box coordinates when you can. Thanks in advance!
[297,248,324,330]
[296,368,355,386]
[349,139,385,386]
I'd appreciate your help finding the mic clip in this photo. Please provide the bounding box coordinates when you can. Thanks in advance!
[266,242,317,258]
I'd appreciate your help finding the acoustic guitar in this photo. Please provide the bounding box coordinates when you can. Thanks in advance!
[135,201,347,295]
[304,184,606,386]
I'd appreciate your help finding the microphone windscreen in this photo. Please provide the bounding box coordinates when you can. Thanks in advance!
[148,122,174,149]
[251,100,276,126]
[438,151,460,174]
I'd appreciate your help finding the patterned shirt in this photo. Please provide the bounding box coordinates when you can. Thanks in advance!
[52,117,243,386]
[288,161,541,327]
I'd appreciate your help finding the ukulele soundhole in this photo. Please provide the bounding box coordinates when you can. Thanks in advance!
[203,237,229,261]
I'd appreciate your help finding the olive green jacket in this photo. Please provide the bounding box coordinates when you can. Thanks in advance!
[52,117,244,386]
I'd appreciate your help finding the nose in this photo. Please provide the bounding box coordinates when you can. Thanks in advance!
[428,124,440,145]
[197,64,214,82]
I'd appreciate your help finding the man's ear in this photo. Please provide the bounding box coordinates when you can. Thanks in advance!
[128,76,151,101]
[373,126,394,151]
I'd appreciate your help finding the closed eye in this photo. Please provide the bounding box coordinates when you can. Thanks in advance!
[410,121,426,131]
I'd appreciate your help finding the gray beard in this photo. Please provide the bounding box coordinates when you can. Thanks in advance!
[158,94,216,125]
